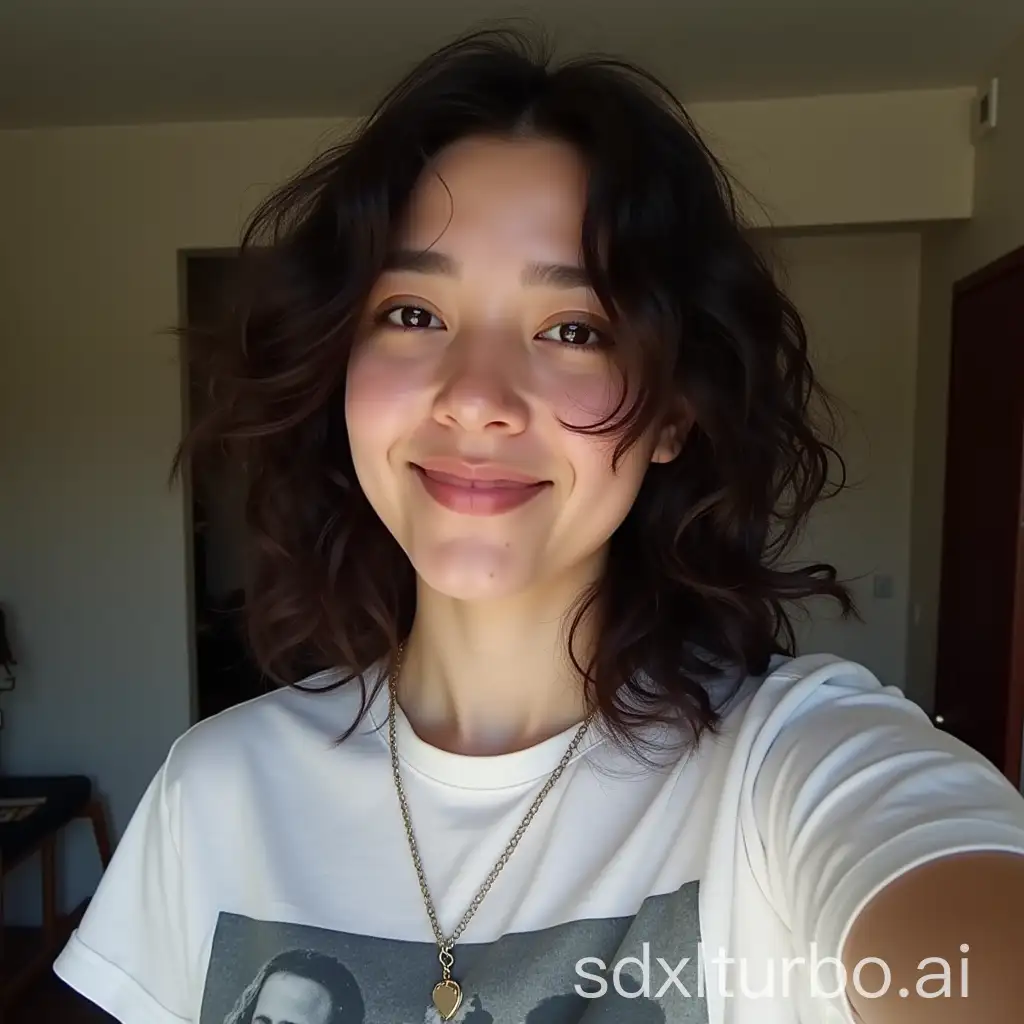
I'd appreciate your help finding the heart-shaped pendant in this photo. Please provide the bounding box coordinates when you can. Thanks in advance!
[432,979,463,1021]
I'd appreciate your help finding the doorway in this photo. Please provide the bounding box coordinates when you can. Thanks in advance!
[183,253,265,721]
[933,245,1024,784]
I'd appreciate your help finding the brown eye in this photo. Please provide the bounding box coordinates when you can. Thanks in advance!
[537,321,607,349]
[384,306,444,330]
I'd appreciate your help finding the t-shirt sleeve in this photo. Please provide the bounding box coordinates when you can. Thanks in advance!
[53,758,194,1024]
[746,656,1024,1020]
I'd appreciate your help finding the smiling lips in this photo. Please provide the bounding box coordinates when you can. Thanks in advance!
[411,458,551,515]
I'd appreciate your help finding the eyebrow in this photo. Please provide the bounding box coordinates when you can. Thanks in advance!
[383,249,592,290]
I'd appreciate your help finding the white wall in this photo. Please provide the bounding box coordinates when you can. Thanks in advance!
[0,88,968,919]
[910,31,1024,721]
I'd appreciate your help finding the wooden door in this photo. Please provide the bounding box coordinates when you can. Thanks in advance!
[933,246,1024,783]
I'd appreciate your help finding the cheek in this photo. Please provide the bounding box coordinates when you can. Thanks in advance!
[562,430,648,502]
[345,348,426,461]
[538,359,626,431]
[542,369,652,519]
[556,430,649,559]
[346,344,425,409]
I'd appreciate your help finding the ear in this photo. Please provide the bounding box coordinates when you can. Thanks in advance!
[650,404,692,464]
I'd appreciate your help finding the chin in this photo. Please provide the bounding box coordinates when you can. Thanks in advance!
[413,541,537,601]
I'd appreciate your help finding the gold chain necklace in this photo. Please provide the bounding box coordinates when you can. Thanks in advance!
[387,648,596,1021]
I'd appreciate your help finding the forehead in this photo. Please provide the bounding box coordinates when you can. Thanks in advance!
[395,136,589,257]
[254,971,331,1019]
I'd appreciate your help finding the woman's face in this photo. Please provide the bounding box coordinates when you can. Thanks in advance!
[252,970,333,1024]
[345,135,677,601]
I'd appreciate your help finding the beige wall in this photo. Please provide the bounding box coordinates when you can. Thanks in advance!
[0,87,967,918]
[694,88,974,228]
[909,31,1024,711]
[770,233,922,692]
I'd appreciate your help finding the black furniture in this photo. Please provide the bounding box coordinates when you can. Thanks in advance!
[0,776,113,1009]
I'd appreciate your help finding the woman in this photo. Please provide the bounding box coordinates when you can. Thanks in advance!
[55,28,1024,1024]
[223,949,364,1024]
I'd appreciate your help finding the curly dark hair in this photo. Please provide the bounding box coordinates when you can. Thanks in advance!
[222,948,364,1024]
[177,27,851,752]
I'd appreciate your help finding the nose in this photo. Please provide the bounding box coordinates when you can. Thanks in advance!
[431,330,529,435]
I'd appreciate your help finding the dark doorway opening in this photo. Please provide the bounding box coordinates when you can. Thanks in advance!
[183,253,265,722]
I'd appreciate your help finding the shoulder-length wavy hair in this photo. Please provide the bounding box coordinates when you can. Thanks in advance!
[177,27,851,751]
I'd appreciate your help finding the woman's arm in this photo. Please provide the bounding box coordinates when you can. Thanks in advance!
[744,657,1024,1023]
[843,850,1024,1023]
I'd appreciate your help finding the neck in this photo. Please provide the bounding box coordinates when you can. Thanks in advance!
[395,570,601,756]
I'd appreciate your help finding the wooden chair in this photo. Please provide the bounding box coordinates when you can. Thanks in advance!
[0,776,113,1009]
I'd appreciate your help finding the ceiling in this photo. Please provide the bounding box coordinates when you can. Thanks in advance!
[1,0,1022,129]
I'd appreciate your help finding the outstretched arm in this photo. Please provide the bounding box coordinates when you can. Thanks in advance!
[843,850,1024,1023]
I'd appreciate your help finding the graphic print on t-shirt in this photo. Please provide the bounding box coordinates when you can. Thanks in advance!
[198,881,706,1024]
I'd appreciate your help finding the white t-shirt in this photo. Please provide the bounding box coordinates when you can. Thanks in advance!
[55,653,1024,1024]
